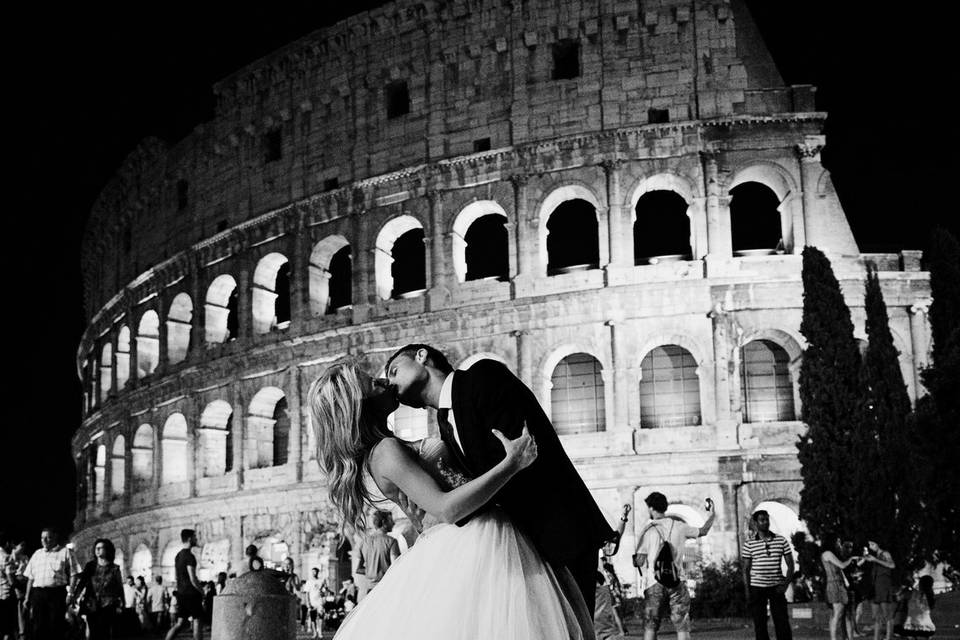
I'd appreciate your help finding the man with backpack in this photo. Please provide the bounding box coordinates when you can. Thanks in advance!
[633,492,716,640]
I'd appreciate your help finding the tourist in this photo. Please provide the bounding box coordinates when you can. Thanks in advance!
[164,529,204,640]
[75,538,124,640]
[134,575,150,631]
[303,567,327,639]
[860,540,896,640]
[742,510,794,640]
[0,533,17,640]
[146,575,168,630]
[893,575,936,638]
[356,510,400,599]
[23,527,82,639]
[594,571,626,640]
[820,533,859,640]
[633,492,716,640]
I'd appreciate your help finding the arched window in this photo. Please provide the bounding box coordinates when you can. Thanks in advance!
[166,293,192,365]
[252,535,289,570]
[634,190,691,263]
[116,327,131,390]
[94,444,107,506]
[110,436,125,499]
[387,405,430,441]
[247,387,287,469]
[199,400,234,477]
[730,182,781,255]
[550,353,606,435]
[205,275,238,343]
[131,544,153,580]
[375,216,426,300]
[132,424,154,492]
[161,541,182,584]
[252,253,291,334]
[99,343,113,403]
[137,310,160,377]
[309,236,352,315]
[546,199,600,275]
[752,501,806,546]
[452,202,510,283]
[741,340,795,422]
[161,414,189,484]
[639,345,701,428]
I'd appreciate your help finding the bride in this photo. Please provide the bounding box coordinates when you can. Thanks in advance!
[307,358,592,639]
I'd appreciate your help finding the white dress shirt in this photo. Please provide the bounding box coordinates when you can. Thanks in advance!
[437,372,465,455]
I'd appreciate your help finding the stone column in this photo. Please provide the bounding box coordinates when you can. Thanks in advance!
[288,208,308,326]
[708,303,739,446]
[188,394,200,497]
[237,263,252,341]
[287,367,304,483]
[427,190,444,293]
[156,290,169,374]
[606,320,628,431]
[509,175,532,281]
[700,151,730,260]
[513,330,532,390]
[909,300,932,400]
[351,212,372,308]
[601,160,630,268]
[232,382,246,487]
[795,141,824,253]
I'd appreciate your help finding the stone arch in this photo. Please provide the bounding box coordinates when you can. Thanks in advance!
[131,543,153,580]
[200,400,234,478]
[549,351,607,435]
[110,435,125,499]
[633,189,692,263]
[161,413,189,485]
[740,339,796,422]
[309,235,351,315]
[456,352,510,371]
[538,184,602,276]
[205,274,238,344]
[634,334,709,371]
[136,310,160,377]
[99,342,113,403]
[94,443,107,506]
[132,424,154,493]
[375,215,426,300]
[247,387,288,469]
[727,162,797,255]
[116,326,131,390]
[160,540,182,584]
[252,252,291,334]
[627,172,698,212]
[451,200,509,283]
[637,343,703,428]
[166,292,192,365]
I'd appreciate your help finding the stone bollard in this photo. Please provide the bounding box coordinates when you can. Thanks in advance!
[212,569,298,640]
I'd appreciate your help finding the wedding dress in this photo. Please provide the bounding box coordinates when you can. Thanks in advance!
[333,437,589,639]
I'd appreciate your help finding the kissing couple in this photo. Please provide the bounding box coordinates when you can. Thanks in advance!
[307,344,615,639]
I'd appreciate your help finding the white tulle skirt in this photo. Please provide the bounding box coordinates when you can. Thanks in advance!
[335,509,588,639]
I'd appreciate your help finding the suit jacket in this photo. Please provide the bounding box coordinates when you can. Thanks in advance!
[446,359,614,566]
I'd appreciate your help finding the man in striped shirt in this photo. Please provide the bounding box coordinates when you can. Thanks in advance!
[741,510,794,640]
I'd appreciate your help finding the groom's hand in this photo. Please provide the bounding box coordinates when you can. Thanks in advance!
[492,423,538,471]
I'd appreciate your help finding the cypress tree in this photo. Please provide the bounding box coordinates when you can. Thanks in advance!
[797,246,863,543]
[859,268,914,563]
[913,228,960,567]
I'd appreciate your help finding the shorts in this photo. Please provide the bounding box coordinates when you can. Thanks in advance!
[309,607,319,622]
[643,582,691,633]
[175,593,204,620]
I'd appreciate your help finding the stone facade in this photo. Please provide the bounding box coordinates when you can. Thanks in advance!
[74,0,931,592]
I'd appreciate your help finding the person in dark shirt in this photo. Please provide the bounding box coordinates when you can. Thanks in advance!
[165,529,203,640]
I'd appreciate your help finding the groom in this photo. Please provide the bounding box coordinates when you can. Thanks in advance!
[385,344,615,612]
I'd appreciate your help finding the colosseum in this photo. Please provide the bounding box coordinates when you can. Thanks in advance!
[74,0,932,593]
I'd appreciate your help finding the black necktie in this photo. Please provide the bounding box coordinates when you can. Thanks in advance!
[436,408,452,441]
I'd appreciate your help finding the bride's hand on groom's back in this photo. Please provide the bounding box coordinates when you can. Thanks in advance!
[492,423,538,472]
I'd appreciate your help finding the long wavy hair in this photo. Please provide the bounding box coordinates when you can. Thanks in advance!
[307,358,392,533]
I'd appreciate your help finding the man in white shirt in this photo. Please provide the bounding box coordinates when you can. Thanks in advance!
[303,567,327,638]
[633,492,715,640]
[23,527,81,640]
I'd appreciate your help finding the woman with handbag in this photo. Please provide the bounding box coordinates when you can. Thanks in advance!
[821,533,860,640]
[73,539,123,640]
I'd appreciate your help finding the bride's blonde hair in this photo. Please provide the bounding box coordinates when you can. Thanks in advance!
[307,358,390,532]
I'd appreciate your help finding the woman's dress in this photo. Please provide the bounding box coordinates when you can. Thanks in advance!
[333,437,589,639]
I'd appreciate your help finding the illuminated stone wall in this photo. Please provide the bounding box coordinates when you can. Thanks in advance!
[73,0,931,593]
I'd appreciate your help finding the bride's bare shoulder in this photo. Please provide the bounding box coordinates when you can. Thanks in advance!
[369,437,415,472]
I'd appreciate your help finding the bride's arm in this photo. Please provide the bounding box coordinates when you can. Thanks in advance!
[371,427,536,524]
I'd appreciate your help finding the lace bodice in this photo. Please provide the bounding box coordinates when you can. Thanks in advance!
[409,437,472,490]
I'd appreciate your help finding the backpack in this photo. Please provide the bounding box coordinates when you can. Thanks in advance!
[651,520,680,588]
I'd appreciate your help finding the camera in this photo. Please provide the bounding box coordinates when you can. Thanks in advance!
[704,497,714,511]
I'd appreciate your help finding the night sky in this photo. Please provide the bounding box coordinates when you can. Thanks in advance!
[3,2,956,547]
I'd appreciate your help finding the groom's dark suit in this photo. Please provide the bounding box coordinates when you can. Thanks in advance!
[441,358,614,611]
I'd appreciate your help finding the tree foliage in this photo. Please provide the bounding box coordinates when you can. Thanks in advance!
[797,246,862,544]
[912,228,960,568]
